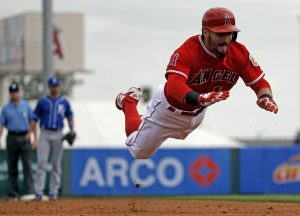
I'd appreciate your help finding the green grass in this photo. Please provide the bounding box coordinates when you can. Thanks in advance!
[165,195,300,203]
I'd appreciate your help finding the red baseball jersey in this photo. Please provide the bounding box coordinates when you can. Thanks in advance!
[165,34,264,110]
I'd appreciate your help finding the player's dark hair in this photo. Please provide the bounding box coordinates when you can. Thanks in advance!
[232,32,238,41]
[201,29,238,41]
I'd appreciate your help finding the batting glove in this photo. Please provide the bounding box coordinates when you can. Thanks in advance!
[257,97,278,114]
[198,91,230,107]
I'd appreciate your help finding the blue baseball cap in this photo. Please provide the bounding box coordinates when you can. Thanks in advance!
[48,76,60,87]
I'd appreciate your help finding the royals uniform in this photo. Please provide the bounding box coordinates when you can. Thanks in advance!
[125,35,264,159]
[33,95,73,198]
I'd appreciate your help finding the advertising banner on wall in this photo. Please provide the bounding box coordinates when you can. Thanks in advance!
[71,149,231,196]
[239,147,300,194]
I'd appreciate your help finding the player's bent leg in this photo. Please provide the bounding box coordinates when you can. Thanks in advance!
[116,87,143,136]
[123,101,142,136]
[122,84,182,159]
[125,119,171,159]
[125,111,207,160]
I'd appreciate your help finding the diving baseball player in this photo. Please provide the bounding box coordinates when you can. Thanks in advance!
[116,7,278,159]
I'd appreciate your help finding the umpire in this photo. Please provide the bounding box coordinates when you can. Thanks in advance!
[33,76,74,200]
[0,82,36,200]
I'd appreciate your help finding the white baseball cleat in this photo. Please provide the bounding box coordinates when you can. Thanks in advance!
[115,87,143,110]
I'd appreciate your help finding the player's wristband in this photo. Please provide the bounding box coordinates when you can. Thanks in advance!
[259,94,272,99]
[69,125,74,131]
[185,91,200,105]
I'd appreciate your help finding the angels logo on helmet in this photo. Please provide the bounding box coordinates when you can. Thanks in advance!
[224,15,231,25]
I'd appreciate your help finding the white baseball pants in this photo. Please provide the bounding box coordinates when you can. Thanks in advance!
[125,84,206,159]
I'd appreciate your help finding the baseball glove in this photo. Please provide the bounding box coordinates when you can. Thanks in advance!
[62,131,76,146]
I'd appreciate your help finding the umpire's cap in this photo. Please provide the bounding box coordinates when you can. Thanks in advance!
[9,82,19,93]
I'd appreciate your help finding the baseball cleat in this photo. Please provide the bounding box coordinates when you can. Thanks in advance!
[49,193,58,201]
[115,87,143,110]
[34,194,42,201]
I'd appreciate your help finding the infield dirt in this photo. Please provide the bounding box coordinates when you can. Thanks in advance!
[0,198,299,216]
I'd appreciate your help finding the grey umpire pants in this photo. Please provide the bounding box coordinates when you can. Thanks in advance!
[35,129,63,196]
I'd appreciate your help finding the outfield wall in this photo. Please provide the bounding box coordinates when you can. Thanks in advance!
[71,149,231,195]
[0,150,72,196]
[239,147,300,194]
[0,146,300,196]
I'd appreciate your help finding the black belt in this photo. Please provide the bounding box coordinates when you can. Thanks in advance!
[167,106,204,117]
[8,131,28,136]
[43,128,61,131]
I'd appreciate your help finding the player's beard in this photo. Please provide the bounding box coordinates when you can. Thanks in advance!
[208,35,228,58]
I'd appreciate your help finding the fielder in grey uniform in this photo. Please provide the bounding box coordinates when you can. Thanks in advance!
[32,77,74,200]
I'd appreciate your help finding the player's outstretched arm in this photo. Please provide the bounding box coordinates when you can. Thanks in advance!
[198,91,230,107]
[256,87,278,114]
[249,77,278,114]
[185,91,230,107]
[166,74,230,107]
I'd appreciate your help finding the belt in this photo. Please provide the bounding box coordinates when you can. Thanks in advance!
[8,131,28,136]
[43,128,61,131]
[167,106,204,117]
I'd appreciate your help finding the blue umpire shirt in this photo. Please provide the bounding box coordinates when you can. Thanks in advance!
[0,99,34,132]
[33,95,73,130]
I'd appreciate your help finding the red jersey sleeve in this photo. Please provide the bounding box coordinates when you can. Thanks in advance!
[239,44,265,86]
[165,48,191,80]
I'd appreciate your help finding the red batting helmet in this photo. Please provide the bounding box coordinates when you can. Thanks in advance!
[202,7,240,33]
